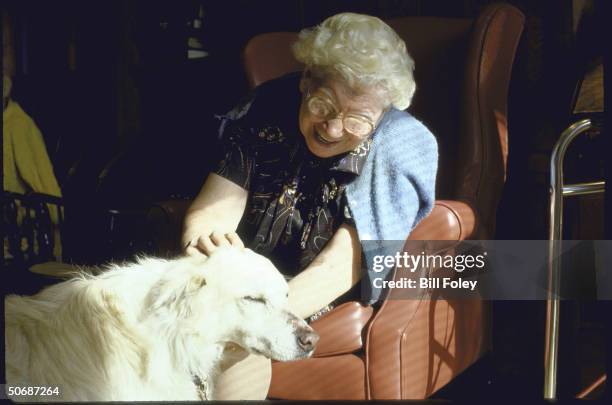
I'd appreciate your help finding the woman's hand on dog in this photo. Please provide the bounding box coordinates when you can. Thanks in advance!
[185,231,245,257]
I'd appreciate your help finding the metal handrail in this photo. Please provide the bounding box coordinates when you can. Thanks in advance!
[562,181,605,197]
[544,118,605,400]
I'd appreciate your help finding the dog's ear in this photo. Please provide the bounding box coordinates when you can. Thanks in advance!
[147,274,207,316]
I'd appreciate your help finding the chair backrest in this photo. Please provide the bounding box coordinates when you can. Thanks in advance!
[242,32,303,89]
[242,3,525,238]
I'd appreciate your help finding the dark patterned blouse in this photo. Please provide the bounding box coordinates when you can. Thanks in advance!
[214,72,371,277]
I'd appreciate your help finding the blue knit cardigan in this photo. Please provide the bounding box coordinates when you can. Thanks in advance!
[345,108,438,303]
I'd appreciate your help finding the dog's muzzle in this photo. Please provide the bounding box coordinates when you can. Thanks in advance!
[290,315,319,353]
[296,326,319,352]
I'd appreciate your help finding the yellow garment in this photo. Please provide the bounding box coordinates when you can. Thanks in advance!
[3,99,62,198]
[3,99,63,259]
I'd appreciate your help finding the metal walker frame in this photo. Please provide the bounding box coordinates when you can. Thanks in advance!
[544,118,605,400]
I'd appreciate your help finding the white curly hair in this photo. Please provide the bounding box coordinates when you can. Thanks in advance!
[293,12,416,110]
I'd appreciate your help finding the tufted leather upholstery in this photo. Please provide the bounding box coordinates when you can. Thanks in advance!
[240,3,524,399]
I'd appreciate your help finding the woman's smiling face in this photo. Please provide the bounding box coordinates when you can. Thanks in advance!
[298,77,387,158]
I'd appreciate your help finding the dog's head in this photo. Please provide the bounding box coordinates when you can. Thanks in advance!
[203,247,319,361]
[146,247,318,362]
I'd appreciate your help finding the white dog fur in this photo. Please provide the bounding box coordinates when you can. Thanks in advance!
[5,246,318,401]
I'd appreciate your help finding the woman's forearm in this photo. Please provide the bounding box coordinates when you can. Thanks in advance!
[288,224,363,319]
[182,173,248,249]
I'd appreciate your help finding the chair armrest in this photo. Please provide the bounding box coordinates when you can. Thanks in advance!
[408,200,476,241]
[311,302,374,357]
[365,199,479,398]
[306,200,476,360]
[366,296,487,399]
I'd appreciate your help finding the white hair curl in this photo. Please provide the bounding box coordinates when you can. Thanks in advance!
[293,12,416,110]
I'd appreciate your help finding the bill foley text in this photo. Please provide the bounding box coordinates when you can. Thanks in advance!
[373,277,478,291]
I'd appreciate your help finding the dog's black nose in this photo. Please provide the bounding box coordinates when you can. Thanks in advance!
[297,328,319,352]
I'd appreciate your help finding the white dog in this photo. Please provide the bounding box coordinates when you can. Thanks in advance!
[5,246,318,401]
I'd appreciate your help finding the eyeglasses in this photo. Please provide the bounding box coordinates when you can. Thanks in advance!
[305,91,379,138]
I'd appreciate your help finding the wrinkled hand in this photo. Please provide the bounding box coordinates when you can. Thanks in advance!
[185,231,245,257]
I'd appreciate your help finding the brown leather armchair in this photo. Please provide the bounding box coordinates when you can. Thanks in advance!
[240,3,524,400]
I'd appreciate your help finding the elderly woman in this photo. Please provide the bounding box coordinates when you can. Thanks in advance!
[182,12,437,400]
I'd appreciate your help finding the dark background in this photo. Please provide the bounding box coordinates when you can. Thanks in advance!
[3,1,604,213]
[2,0,607,400]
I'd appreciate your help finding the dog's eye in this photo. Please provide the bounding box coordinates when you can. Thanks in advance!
[243,296,266,304]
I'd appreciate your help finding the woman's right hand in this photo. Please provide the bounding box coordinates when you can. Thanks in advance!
[185,231,245,257]
[182,173,249,257]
